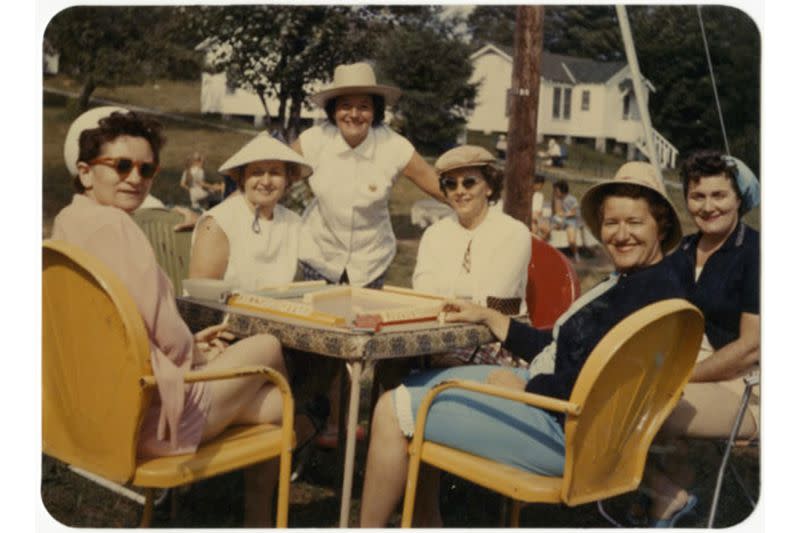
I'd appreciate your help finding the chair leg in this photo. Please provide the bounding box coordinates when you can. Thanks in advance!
[140,488,154,528]
[498,497,509,527]
[170,488,178,521]
[707,382,754,527]
[510,500,522,527]
[400,452,424,527]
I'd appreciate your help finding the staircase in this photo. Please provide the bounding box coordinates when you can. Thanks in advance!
[635,129,679,169]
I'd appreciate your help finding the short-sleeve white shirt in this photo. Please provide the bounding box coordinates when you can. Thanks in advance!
[413,209,531,310]
[193,194,301,291]
[298,123,414,286]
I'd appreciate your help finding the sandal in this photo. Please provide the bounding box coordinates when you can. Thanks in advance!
[294,395,330,454]
[651,493,698,528]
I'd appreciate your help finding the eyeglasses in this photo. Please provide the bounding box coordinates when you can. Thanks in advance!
[440,175,481,192]
[88,157,159,179]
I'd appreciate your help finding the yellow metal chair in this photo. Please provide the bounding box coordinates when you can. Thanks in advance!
[131,208,192,295]
[401,299,704,527]
[42,240,294,527]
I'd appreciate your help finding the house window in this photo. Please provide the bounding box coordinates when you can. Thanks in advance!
[552,87,561,119]
[563,88,572,119]
[623,93,631,120]
[581,90,590,111]
[505,88,512,117]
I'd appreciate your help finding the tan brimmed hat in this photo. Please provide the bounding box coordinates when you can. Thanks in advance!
[63,106,129,176]
[219,132,313,180]
[580,161,682,252]
[310,62,402,107]
[434,145,496,175]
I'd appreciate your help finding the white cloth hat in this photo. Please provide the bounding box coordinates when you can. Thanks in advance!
[218,132,313,179]
[63,106,129,176]
[310,62,401,107]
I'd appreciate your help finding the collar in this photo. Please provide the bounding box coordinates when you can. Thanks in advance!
[680,221,746,254]
[332,126,376,159]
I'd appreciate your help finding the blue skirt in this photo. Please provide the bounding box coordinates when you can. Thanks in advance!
[393,365,565,476]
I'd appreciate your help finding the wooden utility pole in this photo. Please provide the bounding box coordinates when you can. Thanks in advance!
[504,5,544,228]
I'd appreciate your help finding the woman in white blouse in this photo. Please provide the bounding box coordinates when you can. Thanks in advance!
[189,133,312,291]
[291,62,444,289]
[413,145,531,366]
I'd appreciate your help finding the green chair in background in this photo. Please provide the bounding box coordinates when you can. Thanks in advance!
[132,208,193,295]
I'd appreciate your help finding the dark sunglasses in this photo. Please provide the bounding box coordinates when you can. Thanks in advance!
[440,175,481,192]
[88,157,159,179]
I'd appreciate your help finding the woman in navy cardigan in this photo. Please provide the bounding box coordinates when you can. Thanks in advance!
[358,162,688,527]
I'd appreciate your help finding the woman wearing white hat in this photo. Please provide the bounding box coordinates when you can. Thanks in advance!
[189,133,312,291]
[53,107,316,525]
[359,162,689,527]
[291,61,443,289]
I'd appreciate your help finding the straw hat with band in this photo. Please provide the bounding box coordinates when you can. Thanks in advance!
[310,62,402,108]
[580,161,683,253]
[218,132,313,182]
[63,105,130,177]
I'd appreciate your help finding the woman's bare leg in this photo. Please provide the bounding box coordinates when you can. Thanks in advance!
[360,391,411,526]
[243,460,278,527]
[201,334,287,440]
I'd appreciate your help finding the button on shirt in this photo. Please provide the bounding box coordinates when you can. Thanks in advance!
[298,123,414,286]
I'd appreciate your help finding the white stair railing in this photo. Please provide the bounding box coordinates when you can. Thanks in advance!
[635,130,679,169]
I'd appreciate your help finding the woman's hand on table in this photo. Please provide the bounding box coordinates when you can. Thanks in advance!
[442,299,511,342]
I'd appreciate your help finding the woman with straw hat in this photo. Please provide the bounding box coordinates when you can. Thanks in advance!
[53,107,322,525]
[189,132,312,291]
[290,62,444,447]
[635,150,760,527]
[359,161,689,527]
[291,61,443,289]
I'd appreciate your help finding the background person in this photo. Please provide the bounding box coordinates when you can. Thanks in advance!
[638,150,761,527]
[359,162,687,527]
[551,179,580,260]
[290,61,445,446]
[53,107,314,526]
[189,133,312,291]
[530,173,550,238]
[180,151,215,209]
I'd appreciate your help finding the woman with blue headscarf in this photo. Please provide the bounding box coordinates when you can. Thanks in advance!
[638,150,760,527]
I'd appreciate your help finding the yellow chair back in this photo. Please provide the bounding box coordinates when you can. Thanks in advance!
[132,208,192,294]
[42,239,153,484]
[560,298,704,505]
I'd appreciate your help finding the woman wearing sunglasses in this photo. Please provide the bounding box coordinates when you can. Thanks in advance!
[359,162,688,527]
[52,107,309,525]
[188,133,312,291]
[411,145,531,367]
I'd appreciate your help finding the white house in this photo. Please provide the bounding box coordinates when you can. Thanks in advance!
[468,44,678,168]
[196,39,326,126]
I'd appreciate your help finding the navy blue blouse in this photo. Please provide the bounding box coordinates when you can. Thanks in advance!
[501,259,688,426]
[666,222,759,350]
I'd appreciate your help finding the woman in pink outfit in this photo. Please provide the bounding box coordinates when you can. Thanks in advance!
[53,106,300,525]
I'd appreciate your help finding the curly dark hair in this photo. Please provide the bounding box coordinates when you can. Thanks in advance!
[596,183,675,249]
[680,149,744,214]
[440,165,504,204]
[74,110,165,192]
[324,94,386,126]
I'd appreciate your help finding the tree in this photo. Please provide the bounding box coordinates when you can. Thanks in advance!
[376,9,478,153]
[45,6,200,111]
[187,5,374,139]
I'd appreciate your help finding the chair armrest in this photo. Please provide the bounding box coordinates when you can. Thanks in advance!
[139,365,292,397]
[409,379,581,456]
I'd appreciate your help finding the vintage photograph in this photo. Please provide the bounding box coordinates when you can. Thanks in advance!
[40,3,760,528]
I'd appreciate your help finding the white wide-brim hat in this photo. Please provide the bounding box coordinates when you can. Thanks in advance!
[580,161,683,253]
[218,132,313,180]
[63,106,129,176]
[310,62,402,108]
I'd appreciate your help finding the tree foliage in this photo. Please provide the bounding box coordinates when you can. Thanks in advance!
[45,6,200,111]
[185,5,374,139]
[375,8,477,153]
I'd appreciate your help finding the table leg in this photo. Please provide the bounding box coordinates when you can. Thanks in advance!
[338,359,363,527]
